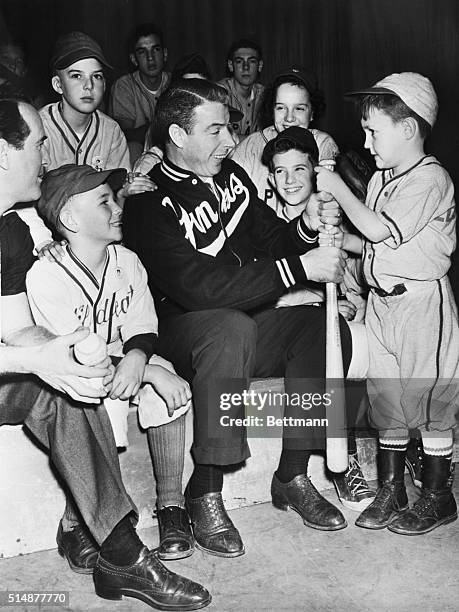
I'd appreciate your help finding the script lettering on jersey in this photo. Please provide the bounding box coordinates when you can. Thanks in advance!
[161,173,249,248]
[74,285,135,337]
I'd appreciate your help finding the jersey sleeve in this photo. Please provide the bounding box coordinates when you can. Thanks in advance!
[119,251,159,348]
[26,261,81,334]
[107,122,131,171]
[109,77,136,131]
[0,212,35,296]
[376,168,453,248]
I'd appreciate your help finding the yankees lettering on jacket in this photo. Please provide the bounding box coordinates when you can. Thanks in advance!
[122,157,319,320]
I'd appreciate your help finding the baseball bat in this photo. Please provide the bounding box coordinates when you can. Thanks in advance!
[318,159,348,473]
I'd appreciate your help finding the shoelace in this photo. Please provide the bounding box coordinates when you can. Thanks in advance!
[409,492,438,518]
[370,483,395,509]
[72,525,97,553]
[346,456,372,494]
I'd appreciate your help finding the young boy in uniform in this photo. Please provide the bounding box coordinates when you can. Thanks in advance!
[316,72,458,534]
[15,31,154,259]
[262,126,374,512]
[26,164,195,570]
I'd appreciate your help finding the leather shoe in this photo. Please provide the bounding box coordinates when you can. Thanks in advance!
[271,473,347,530]
[56,520,99,574]
[94,546,211,610]
[355,481,408,529]
[185,489,245,557]
[156,505,195,560]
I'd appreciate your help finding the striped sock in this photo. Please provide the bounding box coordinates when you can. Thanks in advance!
[147,415,186,509]
[379,433,409,452]
[420,428,453,458]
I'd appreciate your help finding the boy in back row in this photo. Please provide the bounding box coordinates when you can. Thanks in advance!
[316,72,458,535]
[15,30,154,255]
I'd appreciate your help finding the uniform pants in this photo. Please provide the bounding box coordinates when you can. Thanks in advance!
[0,375,137,545]
[157,306,352,464]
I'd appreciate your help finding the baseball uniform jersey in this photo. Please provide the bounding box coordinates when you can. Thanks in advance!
[40,102,131,172]
[363,155,459,433]
[217,77,265,137]
[26,243,188,443]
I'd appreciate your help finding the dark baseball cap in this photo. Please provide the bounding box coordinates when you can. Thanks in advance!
[274,66,318,92]
[38,164,126,229]
[261,126,319,167]
[51,31,112,71]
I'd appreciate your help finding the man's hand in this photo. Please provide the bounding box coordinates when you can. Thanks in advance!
[145,364,192,417]
[109,349,147,400]
[36,240,67,262]
[29,328,113,402]
[300,246,347,283]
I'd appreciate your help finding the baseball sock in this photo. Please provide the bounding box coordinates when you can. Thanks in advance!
[100,513,143,566]
[379,433,409,453]
[275,449,311,483]
[147,415,186,509]
[420,428,453,459]
[188,463,223,498]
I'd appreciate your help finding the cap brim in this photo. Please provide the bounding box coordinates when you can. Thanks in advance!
[53,49,112,70]
[344,86,395,98]
[74,168,127,196]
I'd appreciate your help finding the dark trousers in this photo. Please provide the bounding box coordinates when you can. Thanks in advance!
[157,306,352,464]
[0,376,136,545]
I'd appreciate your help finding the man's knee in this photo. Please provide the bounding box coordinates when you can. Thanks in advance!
[194,309,257,367]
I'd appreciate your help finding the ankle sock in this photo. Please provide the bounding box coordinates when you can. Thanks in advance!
[275,449,311,483]
[188,463,224,498]
[100,514,143,566]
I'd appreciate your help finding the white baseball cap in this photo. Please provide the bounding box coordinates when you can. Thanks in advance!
[346,72,438,127]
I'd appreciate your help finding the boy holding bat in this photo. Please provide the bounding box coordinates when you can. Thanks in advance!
[315,72,458,535]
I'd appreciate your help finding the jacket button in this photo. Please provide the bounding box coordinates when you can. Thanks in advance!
[192,179,198,185]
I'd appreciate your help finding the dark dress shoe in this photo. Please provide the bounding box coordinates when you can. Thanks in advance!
[94,546,211,611]
[388,488,457,535]
[271,473,347,531]
[185,490,245,557]
[355,481,408,529]
[56,520,99,574]
[156,505,195,560]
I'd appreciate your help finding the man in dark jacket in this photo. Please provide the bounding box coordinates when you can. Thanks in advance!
[123,79,352,558]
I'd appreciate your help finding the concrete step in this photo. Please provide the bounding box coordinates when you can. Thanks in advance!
[1,378,457,558]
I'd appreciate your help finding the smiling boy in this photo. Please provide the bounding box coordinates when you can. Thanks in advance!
[26,164,196,572]
[316,72,459,535]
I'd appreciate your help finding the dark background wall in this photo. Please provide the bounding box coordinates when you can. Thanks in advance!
[1,0,458,176]
[2,0,459,287]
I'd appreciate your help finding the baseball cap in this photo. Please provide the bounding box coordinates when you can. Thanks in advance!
[38,164,126,229]
[51,31,112,71]
[273,66,318,92]
[345,72,438,127]
[261,126,319,167]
